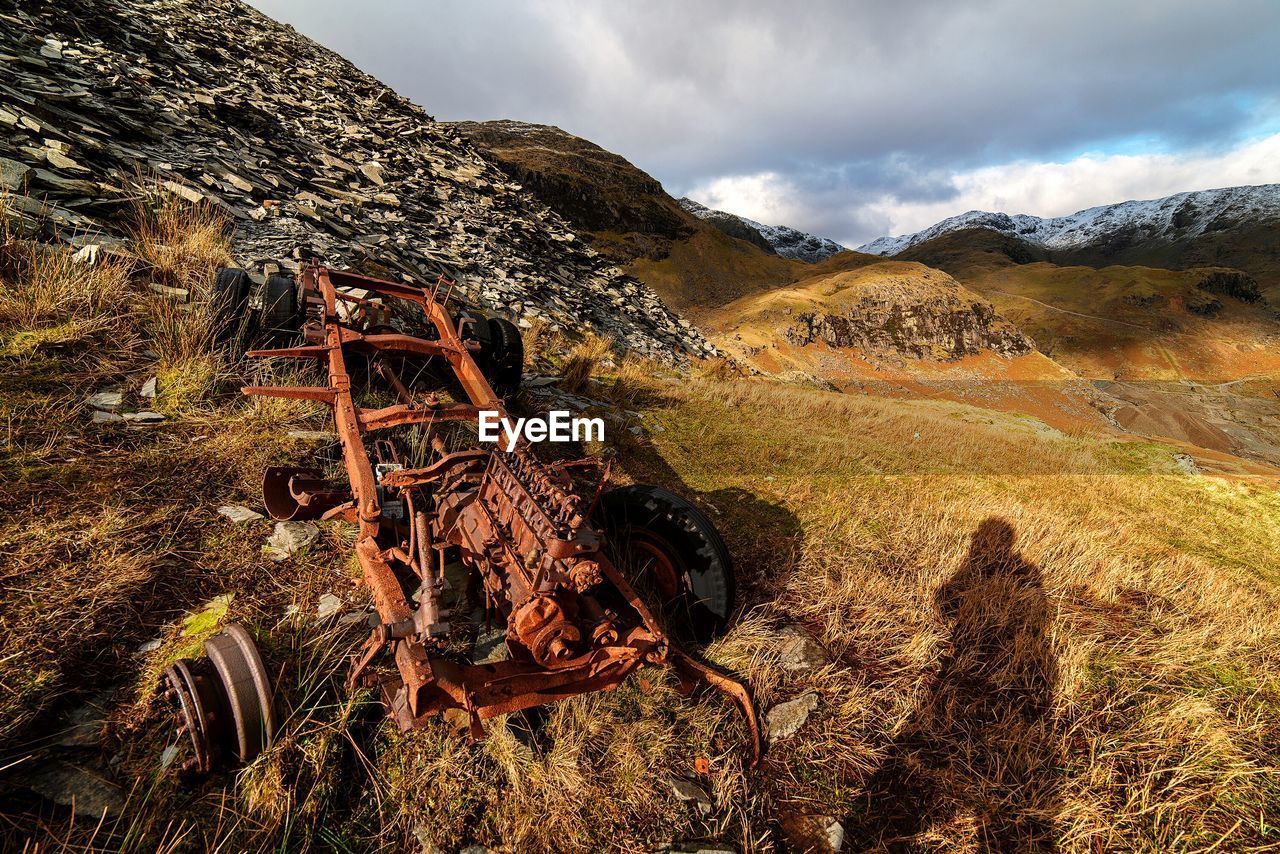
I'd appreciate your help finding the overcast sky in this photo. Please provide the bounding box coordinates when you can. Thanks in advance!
[248,0,1280,247]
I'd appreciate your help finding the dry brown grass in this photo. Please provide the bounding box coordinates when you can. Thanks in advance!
[129,190,233,292]
[0,199,136,357]
[4,193,1279,851]
[632,377,1280,851]
[560,332,614,394]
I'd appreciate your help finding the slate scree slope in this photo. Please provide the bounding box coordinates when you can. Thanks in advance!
[0,0,715,362]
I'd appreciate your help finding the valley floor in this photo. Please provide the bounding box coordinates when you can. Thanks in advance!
[4,349,1280,851]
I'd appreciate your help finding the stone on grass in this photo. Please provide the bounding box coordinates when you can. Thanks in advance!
[766,691,819,743]
[140,376,157,398]
[218,505,265,524]
[317,593,344,620]
[54,694,112,748]
[670,777,713,816]
[780,813,845,853]
[92,410,124,424]
[266,521,320,561]
[123,411,165,424]
[86,391,123,411]
[775,624,828,671]
[21,759,124,818]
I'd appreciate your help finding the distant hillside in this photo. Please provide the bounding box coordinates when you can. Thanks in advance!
[679,197,848,262]
[448,120,695,260]
[455,120,872,311]
[859,184,1280,300]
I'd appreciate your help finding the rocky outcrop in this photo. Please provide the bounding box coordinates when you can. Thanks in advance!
[785,286,1034,360]
[0,0,715,362]
[1197,269,1263,303]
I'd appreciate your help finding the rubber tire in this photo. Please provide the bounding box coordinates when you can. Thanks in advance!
[486,317,524,399]
[212,267,251,343]
[261,274,299,342]
[597,485,735,643]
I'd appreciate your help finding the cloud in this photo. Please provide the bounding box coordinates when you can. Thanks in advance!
[247,0,1280,245]
[690,132,1280,247]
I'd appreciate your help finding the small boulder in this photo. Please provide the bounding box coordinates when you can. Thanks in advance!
[317,593,344,620]
[780,813,845,853]
[775,625,828,672]
[54,693,112,748]
[670,777,713,817]
[21,759,124,818]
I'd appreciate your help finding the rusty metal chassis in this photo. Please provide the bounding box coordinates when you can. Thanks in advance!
[243,265,760,752]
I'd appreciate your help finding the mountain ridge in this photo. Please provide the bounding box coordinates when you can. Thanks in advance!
[678,197,848,262]
[858,184,1280,256]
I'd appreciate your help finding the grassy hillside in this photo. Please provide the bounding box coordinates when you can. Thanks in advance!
[3,195,1280,851]
[456,120,880,313]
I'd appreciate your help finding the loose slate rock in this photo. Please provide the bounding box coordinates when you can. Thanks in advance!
[21,759,125,818]
[86,391,123,411]
[779,813,845,853]
[766,691,820,743]
[218,505,265,524]
[0,0,719,366]
[266,521,320,560]
[123,410,165,424]
[670,777,713,816]
[317,592,344,620]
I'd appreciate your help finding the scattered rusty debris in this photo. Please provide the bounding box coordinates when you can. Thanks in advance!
[158,263,760,773]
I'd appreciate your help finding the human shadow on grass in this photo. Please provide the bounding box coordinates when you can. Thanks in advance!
[850,517,1062,852]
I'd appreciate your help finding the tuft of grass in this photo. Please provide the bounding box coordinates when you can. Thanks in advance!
[129,189,233,292]
[0,225,135,353]
[560,333,614,394]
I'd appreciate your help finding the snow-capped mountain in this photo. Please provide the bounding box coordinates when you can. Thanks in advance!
[857,184,1280,256]
[679,198,848,263]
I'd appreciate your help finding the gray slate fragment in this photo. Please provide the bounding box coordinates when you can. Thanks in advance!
[316,592,344,620]
[670,777,713,816]
[266,521,320,559]
[775,624,828,671]
[766,691,820,742]
[0,156,30,190]
[218,504,265,523]
[86,391,123,411]
[21,760,125,818]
